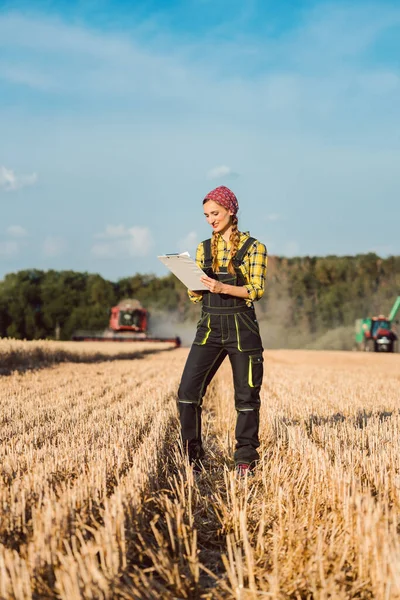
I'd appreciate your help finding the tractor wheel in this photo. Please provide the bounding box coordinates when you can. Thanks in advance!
[363,339,374,352]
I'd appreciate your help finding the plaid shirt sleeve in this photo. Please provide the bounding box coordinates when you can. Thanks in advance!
[187,243,205,303]
[242,240,268,302]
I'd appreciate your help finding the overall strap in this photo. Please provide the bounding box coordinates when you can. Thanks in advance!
[233,236,256,267]
[202,238,213,268]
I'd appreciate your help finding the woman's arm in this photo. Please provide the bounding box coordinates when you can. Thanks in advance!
[200,276,250,298]
[200,239,267,299]
[242,241,268,301]
[188,243,205,303]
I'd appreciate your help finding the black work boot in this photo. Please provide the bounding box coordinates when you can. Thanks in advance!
[187,442,205,473]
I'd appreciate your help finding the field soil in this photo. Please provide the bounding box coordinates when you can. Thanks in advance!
[1,342,400,599]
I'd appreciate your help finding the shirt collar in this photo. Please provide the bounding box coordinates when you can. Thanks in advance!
[215,230,248,244]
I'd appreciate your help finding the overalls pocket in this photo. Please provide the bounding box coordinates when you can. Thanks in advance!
[193,314,211,345]
[234,314,262,351]
[238,312,260,335]
[248,354,264,388]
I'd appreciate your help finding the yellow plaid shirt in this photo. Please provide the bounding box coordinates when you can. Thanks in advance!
[188,231,268,306]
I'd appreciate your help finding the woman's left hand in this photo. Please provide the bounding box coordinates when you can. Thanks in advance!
[200,276,226,294]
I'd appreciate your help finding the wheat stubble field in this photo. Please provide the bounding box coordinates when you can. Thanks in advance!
[1,340,400,599]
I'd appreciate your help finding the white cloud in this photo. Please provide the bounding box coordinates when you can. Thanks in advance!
[0,166,37,192]
[0,65,55,91]
[0,240,20,257]
[207,165,239,180]
[0,227,28,256]
[91,225,153,258]
[42,236,66,257]
[177,231,198,254]
[265,214,281,222]
[7,225,27,237]
[94,225,128,239]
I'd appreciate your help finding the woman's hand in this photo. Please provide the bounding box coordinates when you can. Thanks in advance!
[200,275,226,294]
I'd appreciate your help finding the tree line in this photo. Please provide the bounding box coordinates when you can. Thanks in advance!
[0,270,194,341]
[265,253,400,333]
[0,253,399,343]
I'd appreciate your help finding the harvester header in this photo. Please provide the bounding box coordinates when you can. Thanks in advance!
[72,298,181,347]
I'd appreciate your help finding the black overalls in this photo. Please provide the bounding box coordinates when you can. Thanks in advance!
[178,237,264,467]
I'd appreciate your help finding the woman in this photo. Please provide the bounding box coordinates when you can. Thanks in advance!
[178,186,268,476]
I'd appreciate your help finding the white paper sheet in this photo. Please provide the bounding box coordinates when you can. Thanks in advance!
[157,252,208,291]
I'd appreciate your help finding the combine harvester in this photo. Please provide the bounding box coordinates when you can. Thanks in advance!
[355,296,400,352]
[72,299,181,348]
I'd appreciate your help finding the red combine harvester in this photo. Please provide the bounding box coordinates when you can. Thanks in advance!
[72,299,181,347]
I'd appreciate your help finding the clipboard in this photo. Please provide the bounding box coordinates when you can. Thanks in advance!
[158,252,208,291]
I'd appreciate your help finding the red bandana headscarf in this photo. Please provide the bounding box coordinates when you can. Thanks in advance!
[204,186,238,216]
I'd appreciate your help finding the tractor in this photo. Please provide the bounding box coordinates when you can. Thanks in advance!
[72,299,181,347]
[355,296,399,353]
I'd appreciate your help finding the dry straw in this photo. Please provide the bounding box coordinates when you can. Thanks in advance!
[0,341,399,598]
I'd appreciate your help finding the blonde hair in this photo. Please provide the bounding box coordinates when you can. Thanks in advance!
[210,215,240,274]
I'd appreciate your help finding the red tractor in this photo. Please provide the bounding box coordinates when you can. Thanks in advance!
[356,316,397,352]
[355,296,399,352]
[72,299,181,347]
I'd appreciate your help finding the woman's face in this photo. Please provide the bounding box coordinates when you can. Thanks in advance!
[203,200,233,234]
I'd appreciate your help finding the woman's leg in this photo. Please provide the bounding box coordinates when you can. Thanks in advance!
[227,349,263,466]
[178,343,227,462]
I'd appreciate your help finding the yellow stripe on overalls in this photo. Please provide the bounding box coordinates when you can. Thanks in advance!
[234,314,243,352]
[199,315,211,345]
[248,357,254,388]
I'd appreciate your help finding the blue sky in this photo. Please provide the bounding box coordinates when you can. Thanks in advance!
[1,0,399,281]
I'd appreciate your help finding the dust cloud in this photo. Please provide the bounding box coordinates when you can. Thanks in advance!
[148,310,197,347]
